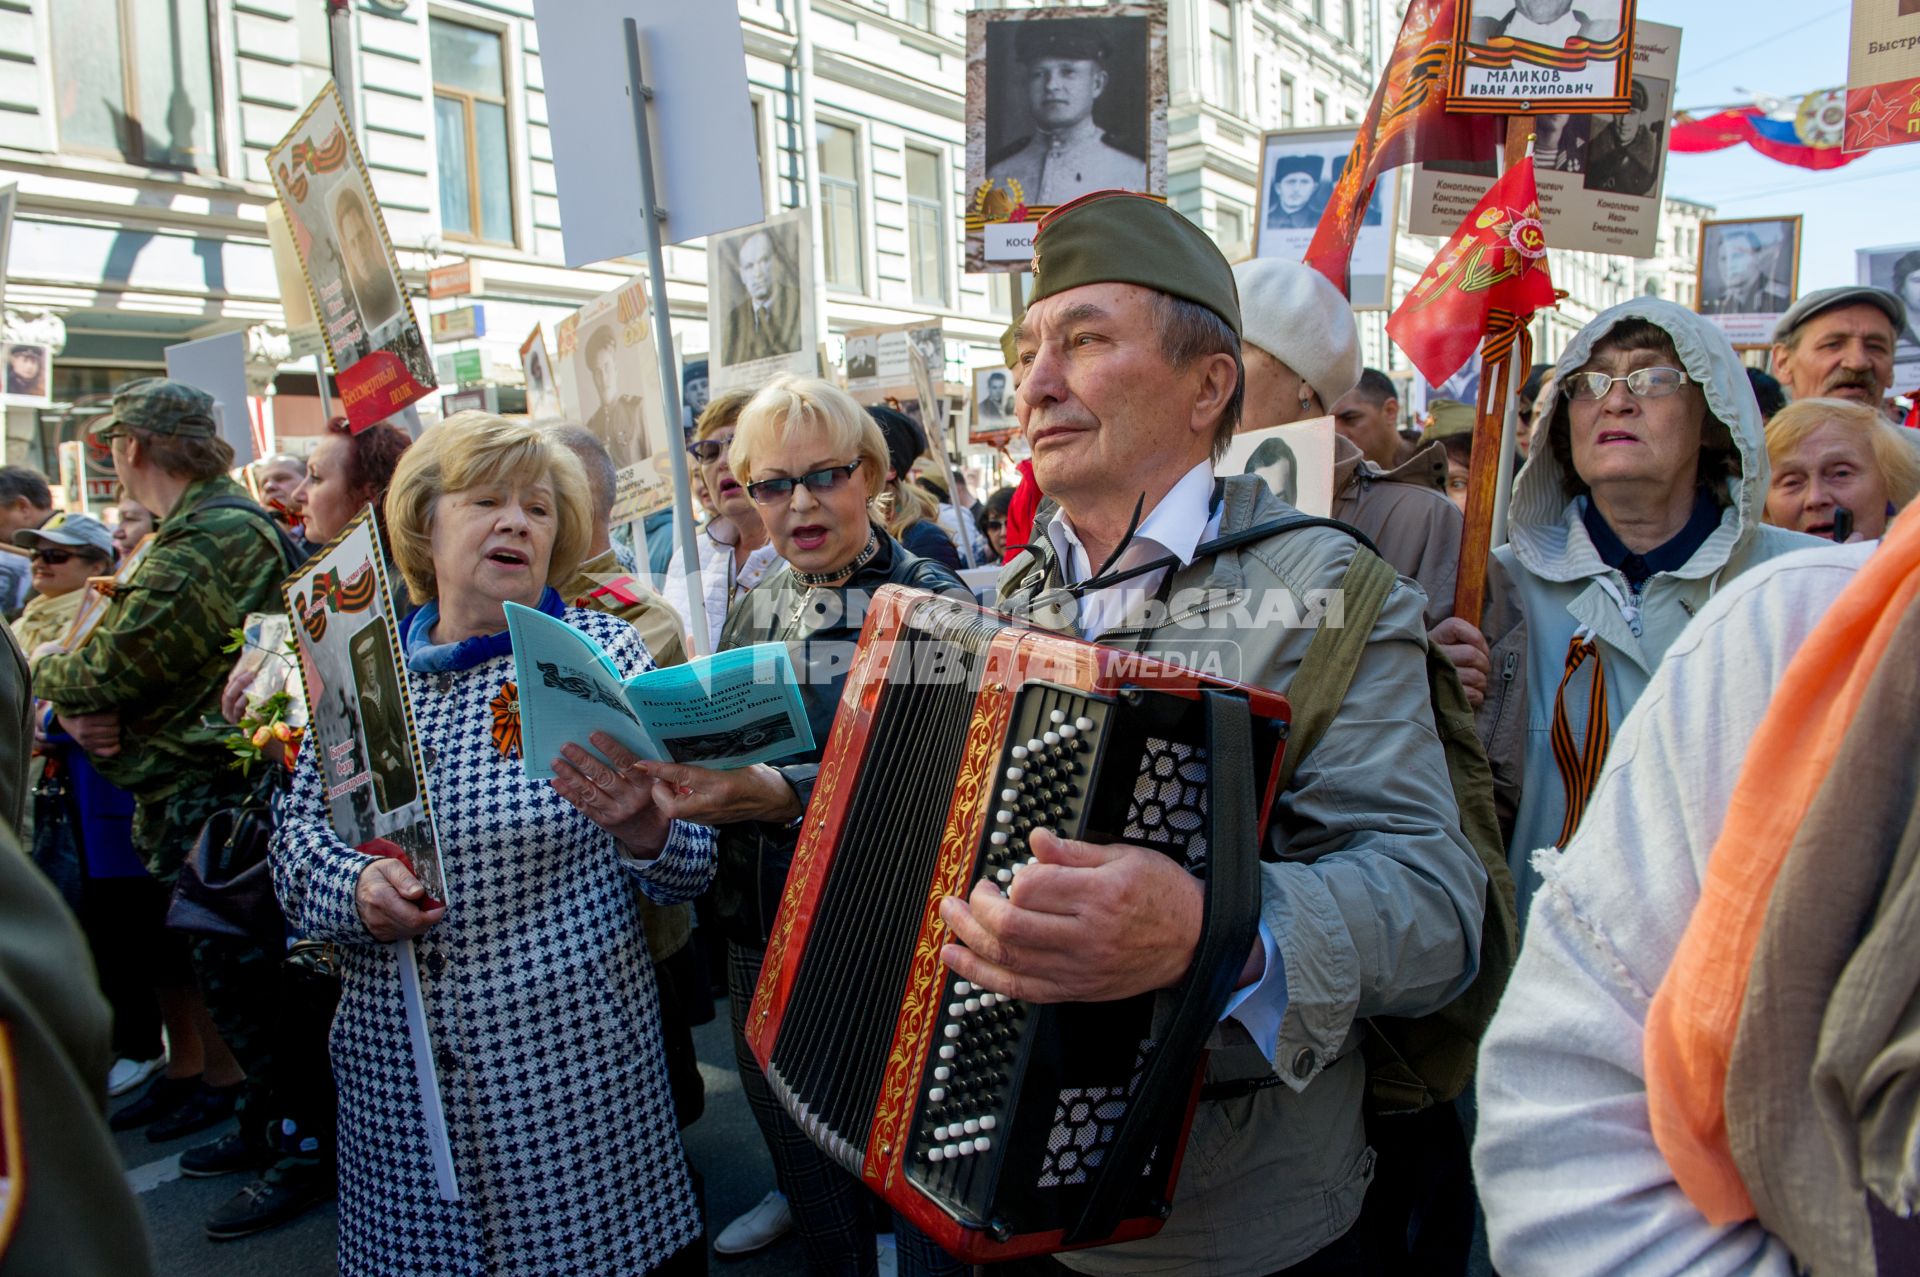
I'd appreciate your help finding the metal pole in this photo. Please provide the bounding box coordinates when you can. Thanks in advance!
[794,0,830,351]
[321,0,351,426]
[625,19,713,657]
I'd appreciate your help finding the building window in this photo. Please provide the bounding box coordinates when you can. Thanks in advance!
[1217,205,1246,254]
[905,146,948,306]
[1209,1,1237,113]
[818,121,865,293]
[904,0,934,30]
[1280,73,1296,128]
[1343,0,1358,43]
[431,18,515,244]
[1313,91,1329,124]
[50,0,221,172]
[1312,0,1326,26]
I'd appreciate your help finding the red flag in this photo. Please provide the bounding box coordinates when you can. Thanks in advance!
[1304,0,1498,296]
[1387,157,1556,388]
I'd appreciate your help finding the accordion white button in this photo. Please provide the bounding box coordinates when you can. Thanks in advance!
[965,997,981,1013]
[974,1136,992,1152]
[991,831,1009,847]
[1011,745,1029,761]
[944,1142,960,1158]
[1000,788,1018,803]
[934,1124,949,1140]
[939,1045,956,1060]
[948,1003,963,1017]
[1050,709,1066,724]
[963,1119,981,1135]
[996,869,1012,884]
[955,982,972,995]
[995,810,1014,825]
[981,1115,998,1131]
[934,1067,950,1082]
[1076,716,1094,732]
[1028,738,1044,752]
[928,1146,944,1162]
[1060,724,1077,739]
[944,1025,960,1039]
[1043,731,1061,746]
[929,1087,947,1101]
[1005,766,1024,781]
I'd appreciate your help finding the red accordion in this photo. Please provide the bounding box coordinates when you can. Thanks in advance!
[747,586,1291,1262]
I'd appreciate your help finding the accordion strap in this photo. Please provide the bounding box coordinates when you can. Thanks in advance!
[1066,688,1263,1245]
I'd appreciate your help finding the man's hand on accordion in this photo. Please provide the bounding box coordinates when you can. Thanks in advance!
[938,828,1265,1003]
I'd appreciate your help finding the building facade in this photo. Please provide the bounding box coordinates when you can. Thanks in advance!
[0,0,1710,479]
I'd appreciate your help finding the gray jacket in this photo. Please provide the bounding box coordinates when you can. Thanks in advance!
[1494,297,1819,922]
[1000,474,1486,1275]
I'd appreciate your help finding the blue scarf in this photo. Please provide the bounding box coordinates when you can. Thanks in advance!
[402,587,566,673]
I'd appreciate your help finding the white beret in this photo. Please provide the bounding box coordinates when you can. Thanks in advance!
[1231,258,1363,409]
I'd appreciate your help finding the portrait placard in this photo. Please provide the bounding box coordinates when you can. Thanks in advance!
[1449,0,1637,114]
[1412,21,1679,257]
[1845,0,1920,153]
[972,366,1019,447]
[283,508,443,903]
[267,83,436,431]
[1697,216,1803,349]
[1859,241,1920,390]
[555,276,672,523]
[1222,415,1337,518]
[266,201,326,360]
[1,342,51,407]
[1254,126,1400,311]
[707,209,818,394]
[520,325,563,419]
[965,3,1169,272]
[844,321,946,398]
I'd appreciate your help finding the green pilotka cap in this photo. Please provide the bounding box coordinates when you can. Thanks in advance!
[88,378,220,439]
[1027,191,1242,337]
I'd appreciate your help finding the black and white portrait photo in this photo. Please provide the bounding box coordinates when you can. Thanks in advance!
[708,209,816,392]
[559,276,667,483]
[984,14,1150,208]
[845,335,880,385]
[1859,242,1920,389]
[520,325,562,419]
[577,318,652,472]
[2,342,51,405]
[1698,217,1801,348]
[1256,126,1396,311]
[975,367,1017,429]
[1454,0,1633,110]
[1582,75,1669,198]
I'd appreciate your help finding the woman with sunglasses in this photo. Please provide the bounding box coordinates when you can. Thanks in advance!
[625,376,966,1276]
[1477,298,1816,927]
[665,388,785,654]
[10,514,115,661]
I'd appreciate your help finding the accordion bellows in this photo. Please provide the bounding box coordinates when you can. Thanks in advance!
[748,587,1291,1262]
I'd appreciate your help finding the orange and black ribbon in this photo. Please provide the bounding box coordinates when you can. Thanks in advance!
[490,681,520,760]
[1550,633,1610,846]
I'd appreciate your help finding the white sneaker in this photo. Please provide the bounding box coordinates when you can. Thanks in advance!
[714,1189,793,1257]
[107,1056,165,1098]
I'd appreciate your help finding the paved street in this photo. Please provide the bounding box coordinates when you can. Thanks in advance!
[116,1000,818,1275]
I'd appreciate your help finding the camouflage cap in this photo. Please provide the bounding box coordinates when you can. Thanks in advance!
[89,378,219,440]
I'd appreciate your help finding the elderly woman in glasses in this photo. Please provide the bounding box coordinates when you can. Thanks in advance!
[663,388,784,653]
[1474,298,1815,925]
[271,412,715,1277]
[621,376,965,1275]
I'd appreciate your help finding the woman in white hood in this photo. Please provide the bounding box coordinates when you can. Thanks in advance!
[1495,297,1815,920]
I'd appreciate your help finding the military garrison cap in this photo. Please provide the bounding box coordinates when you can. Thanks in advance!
[1013,19,1111,65]
[1029,191,1242,336]
[89,378,220,440]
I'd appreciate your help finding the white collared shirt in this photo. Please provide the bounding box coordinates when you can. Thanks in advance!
[1047,458,1286,1059]
[1046,460,1223,640]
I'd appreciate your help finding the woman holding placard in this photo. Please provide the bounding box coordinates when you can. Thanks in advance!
[271,412,715,1276]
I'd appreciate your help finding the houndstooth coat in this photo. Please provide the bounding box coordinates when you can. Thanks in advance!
[273,608,715,1276]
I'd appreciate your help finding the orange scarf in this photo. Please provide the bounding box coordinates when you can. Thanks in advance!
[1644,511,1920,1222]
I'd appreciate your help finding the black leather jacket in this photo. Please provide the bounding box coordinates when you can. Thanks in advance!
[712,526,967,948]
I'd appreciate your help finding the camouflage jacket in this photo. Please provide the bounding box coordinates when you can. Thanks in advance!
[34,476,293,798]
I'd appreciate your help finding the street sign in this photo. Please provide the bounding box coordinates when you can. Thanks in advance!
[431,305,486,343]
[434,348,484,386]
[427,259,480,299]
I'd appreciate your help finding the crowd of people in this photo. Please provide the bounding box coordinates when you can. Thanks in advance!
[3,187,1918,1277]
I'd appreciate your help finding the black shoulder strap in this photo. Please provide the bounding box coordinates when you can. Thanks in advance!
[188,496,306,571]
[1193,513,1381,561]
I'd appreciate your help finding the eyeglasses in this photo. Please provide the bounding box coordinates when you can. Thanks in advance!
[31,548,80,565]
[94,424,126,444]
[745,459,864,506]
[986,519,1007,531]
[1562,367,1699,402]
[687,437,734,464]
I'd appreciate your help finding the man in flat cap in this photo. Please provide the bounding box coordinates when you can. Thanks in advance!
[938,191,1487,1275]
[1264,155,1324,230]
[988,21,1148,207]
[1770,284,1907,409]
[34,379,300,1143]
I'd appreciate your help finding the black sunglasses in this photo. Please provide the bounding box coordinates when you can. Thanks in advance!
[31,547,84,565]
[745,459,863,505]
[687,437,734,464]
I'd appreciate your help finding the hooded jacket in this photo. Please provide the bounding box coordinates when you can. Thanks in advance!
[1494,298,1817,920]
